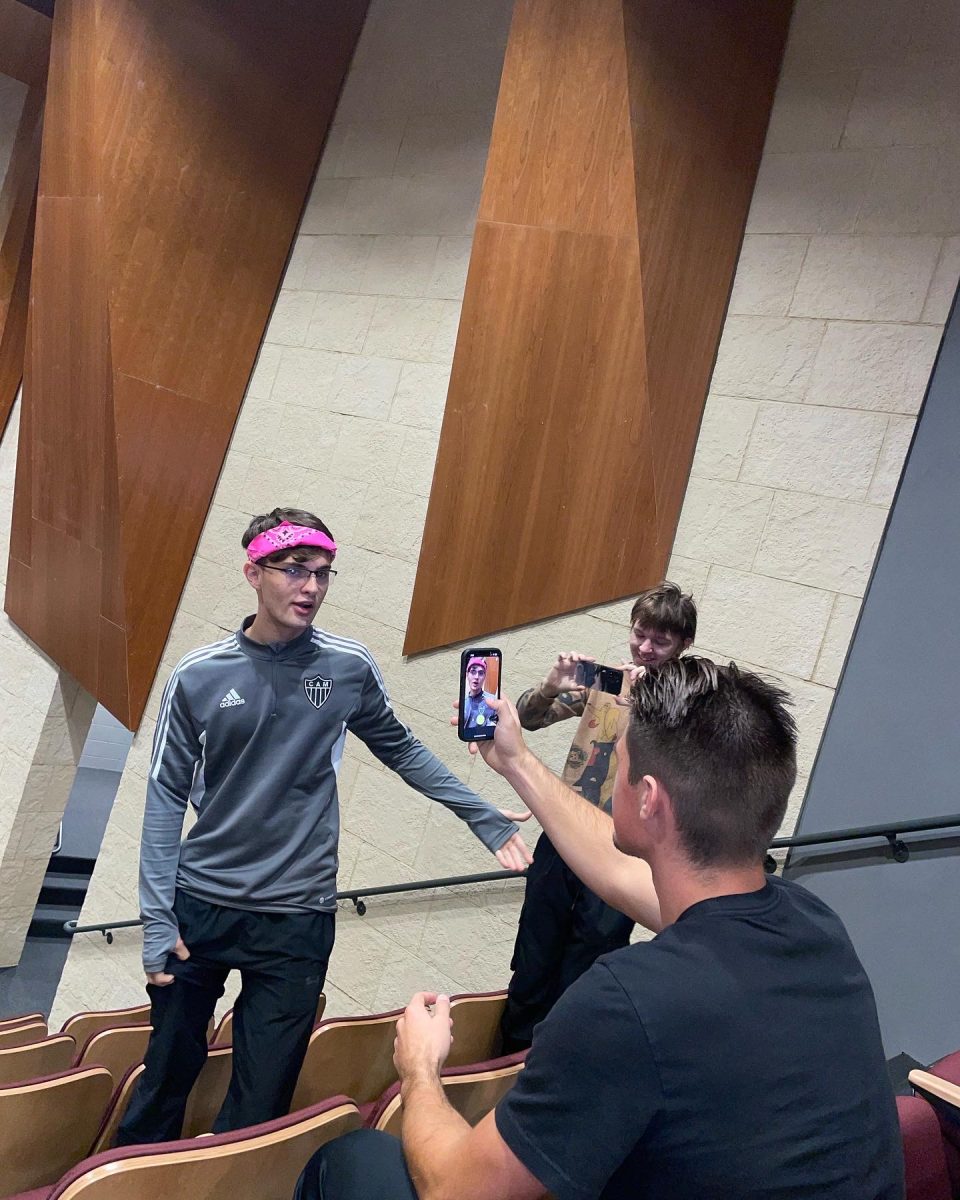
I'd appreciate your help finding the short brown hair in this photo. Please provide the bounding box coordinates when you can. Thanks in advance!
[241,507,335,565]
[630,582,697,643]
[625,657,797,867]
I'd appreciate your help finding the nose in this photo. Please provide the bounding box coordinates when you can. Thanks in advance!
[300,575,320,596]
[640,639,654,655]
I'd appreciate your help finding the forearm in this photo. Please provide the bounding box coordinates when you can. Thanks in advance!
[392,741,518,851]
[139,784,187,971]
[401,1072,473,1200]
[516,684,582,731]
[503,749,661,931]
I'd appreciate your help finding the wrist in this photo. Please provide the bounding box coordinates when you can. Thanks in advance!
[540,679,559,700]
[501,745,538,792]
[400,1064,443,1099]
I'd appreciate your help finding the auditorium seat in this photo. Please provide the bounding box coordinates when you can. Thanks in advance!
[447,990,507,1067]
[0,1036,76,1086]
[90,1064,145,1153]
[897,1093,953,1200]
[0,1066,114,1195]
[371,1051,527,1138]
[0,1020,48,1052]
[91,1046,234,1149]
[74,1025,152,1085]
[181,1045,234,1137]
[212,993,326,1048]
[290,1009,403,1111]
[60,1006,151,1047]
[0,1013,46,1033]
[909,1065,960,1194]
[4,1095,361,1200]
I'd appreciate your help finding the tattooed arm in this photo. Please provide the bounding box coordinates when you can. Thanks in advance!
[516,652,592,731]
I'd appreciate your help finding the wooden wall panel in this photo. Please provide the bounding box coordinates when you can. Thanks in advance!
[6,0,369,727]
[0,0,51,88]
[0,6,49,433]
[405,0,791,654]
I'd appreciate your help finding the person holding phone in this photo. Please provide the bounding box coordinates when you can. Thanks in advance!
[499,582,696,1053]
[118,506,531,1147]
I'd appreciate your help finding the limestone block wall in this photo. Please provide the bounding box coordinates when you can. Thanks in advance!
[675,0,960,826]
[53,0,960,1024]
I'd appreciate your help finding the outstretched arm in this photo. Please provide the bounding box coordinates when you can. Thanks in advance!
[349,667,532,871]
[471,696,661,931]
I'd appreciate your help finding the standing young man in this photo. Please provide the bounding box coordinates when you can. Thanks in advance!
[499,582,695,1052]
[118,507,530,1145]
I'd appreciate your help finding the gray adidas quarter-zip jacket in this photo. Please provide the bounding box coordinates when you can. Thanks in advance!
[140,619,518,973]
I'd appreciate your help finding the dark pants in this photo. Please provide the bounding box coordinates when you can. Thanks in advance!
[116,890,334,1145]
[499,832,634,1053]
[294,1129,416,1200]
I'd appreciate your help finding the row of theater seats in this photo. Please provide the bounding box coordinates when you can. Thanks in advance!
[0,992,521,1199]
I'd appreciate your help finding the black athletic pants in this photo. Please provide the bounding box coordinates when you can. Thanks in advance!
[294,1129,417,1200]
[499,832,634,1053]
[116,889,335,1145]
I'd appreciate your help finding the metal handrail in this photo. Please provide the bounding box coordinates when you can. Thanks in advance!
[63,812,960,941]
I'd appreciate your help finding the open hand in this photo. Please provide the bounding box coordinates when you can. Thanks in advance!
[146,936,190,987]
[543,651,594,698]
[394,992,453,1083]
[495,830,533,871]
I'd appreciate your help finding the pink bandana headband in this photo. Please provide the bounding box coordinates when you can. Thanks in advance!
[246,521,338,563]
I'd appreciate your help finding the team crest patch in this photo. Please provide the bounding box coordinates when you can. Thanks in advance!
[304,675,332,709]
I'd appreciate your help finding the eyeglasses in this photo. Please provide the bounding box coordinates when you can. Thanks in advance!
[260,564,337,586]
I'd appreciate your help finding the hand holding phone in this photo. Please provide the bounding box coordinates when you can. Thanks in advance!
[458,648,502,742]
[575,661,624,694]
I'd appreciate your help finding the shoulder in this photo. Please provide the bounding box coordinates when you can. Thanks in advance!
[164,634,241,690]
[310,628,386,687]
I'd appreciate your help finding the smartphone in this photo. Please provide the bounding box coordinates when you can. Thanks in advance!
[458,647,501,741]
[575,661,624,694]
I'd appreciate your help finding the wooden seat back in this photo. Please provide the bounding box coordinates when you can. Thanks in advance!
[52,1098,362,1200]
[0,1066,114,1194]
[182,1045,234,1137]
[0,1033,76,1085]
[442,1057,525,1126]
[291,1010,402,1109]
[0,1010,46,1033]
[212,992,326,1047]
[61,1004,152,1045]
[447,990,507,1067]
[374,1053,525,1138]
[76,1024,152,1085]
[0,1018,48,1051]
[91,1062,145,1153]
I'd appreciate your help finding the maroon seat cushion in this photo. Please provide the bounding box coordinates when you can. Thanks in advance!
[922,1050,960,1191]
[898,1094,951,1200]
[5,1189,56,1200]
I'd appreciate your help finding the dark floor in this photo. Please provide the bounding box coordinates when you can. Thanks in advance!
[0,765,122,1020]
[0,937,72,1019]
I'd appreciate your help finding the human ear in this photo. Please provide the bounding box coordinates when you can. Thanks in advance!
[242,561,261,590]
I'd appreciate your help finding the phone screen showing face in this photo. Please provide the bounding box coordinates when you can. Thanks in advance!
[458,648,501,742]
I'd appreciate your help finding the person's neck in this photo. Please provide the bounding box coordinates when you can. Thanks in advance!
[245,612,309,646]
[649,852,768,927]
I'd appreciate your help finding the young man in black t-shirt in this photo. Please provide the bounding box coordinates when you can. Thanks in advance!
[295,659,904,1200]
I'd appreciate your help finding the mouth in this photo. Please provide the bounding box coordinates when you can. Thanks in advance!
[291,601,315,618]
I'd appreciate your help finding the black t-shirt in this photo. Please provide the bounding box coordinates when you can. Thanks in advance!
[496,876,904,1200]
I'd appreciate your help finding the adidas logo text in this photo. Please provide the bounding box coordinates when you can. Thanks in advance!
[219,688,245,708]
